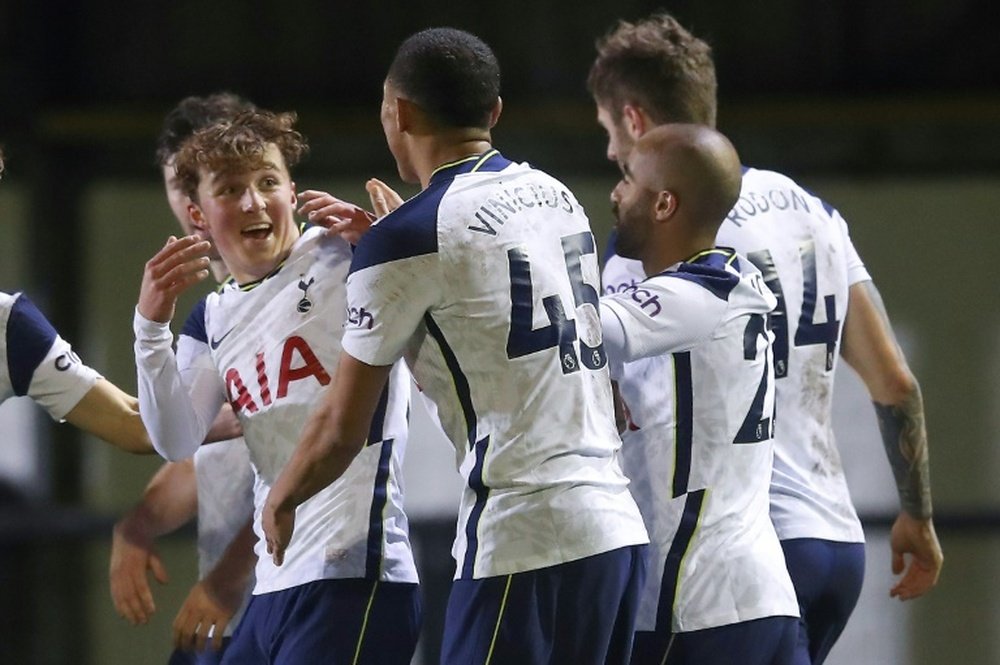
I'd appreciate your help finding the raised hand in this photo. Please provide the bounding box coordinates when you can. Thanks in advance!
[138,235,212,323]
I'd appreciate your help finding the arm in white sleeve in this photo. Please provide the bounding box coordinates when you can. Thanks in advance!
[133,308,226,461]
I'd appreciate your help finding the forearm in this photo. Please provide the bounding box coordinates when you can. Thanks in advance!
[133,309,216,461]
[874,382,933,520]
[63,380,154,454]
[268,404,365,512]
[203,519,257,596]
[117,459,199,540]
[268,356,390,513]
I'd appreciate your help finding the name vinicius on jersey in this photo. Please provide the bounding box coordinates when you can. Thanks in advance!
[468,182,576,236]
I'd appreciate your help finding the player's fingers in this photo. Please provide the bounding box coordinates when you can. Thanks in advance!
[298,193,337,215]
[193,617,209,653]
[172,607,196,651]
[891,549,904,575]
[149,554,170,586]
[147,236,209,275]
[211,618,229,651]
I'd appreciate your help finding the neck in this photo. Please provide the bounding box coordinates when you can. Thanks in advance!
[414,132,493,189]
[209,259,229,284]
[641,235,716,277]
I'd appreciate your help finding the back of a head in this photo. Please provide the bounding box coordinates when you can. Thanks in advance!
[387,27,500,130]
[588,12,717,127]
[638,124,741,235]
[156,92,257,166]
[173,109,308,201]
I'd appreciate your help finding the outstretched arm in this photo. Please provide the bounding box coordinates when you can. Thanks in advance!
[64,379,154,454]
[262,353,393,566]
[841,280,943,599]
[109,459,198,625]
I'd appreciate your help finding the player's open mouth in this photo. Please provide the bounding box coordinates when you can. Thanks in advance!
[242,222,273,240]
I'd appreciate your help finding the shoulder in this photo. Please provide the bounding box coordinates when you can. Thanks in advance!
[349,184,447,274]
[4,292,58,349]
[661,249,743,302]
[740,166,840,219]
[179,295,210,344]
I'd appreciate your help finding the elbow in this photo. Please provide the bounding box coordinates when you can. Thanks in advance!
[875,366,920,407]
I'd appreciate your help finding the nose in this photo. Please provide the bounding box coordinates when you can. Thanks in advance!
[240,187,265,212]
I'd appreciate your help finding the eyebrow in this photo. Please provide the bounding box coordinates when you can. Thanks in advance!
[209,161,281,184]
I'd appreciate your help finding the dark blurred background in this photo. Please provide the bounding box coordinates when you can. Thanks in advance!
[1,1,998,663]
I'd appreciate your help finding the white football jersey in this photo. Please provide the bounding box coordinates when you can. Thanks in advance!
[343,150,648,580]
[192,438,255,632]
[1,291,100,419]
[135,227,417,594]
[601,248,798,633]
[603,166,870,544]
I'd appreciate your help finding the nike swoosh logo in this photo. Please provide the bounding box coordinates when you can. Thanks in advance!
[209,326,236,350]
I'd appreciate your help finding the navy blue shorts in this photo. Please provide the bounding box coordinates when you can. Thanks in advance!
[440,544,646,665]
[168,639,230,665]
[781,538,865,665]
[219,579,420,665]
[633,615,797,665]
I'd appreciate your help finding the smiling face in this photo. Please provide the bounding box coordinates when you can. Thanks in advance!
[188,143,299,284]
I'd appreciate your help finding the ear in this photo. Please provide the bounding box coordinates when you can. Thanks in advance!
[652,190,677,223]
[488,97,503,128]
[187,202,208,232]
[395,96,415,133]
[290,180,298,207]
[622,104,648,141]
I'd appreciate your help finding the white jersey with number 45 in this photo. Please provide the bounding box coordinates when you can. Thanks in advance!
[343,150,648,580]
[603,166,871,545]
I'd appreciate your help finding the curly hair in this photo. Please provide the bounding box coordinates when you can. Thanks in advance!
[587,12,717,127]
[173,109,308,201]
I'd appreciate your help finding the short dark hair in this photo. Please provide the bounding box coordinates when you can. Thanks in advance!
[174,109,308,201]
[155,92,257,166]
[587,12,717,127]
[387,27,500,129]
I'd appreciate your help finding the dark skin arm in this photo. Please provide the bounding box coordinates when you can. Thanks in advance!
[262,353,393,566]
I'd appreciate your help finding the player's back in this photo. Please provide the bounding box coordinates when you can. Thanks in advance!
[717,167,869,542]
[347,151,648,579]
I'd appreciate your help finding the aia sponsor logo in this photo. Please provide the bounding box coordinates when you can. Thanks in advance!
[223,335,331,414]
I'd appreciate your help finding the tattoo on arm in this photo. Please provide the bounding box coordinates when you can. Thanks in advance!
[874,386,933,519]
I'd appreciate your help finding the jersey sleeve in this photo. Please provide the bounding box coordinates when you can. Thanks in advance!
[341,206,442,367]
[599,275,726,365]
[134,305,225,461]
[6,294,102,420]
[834,210,872,285]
